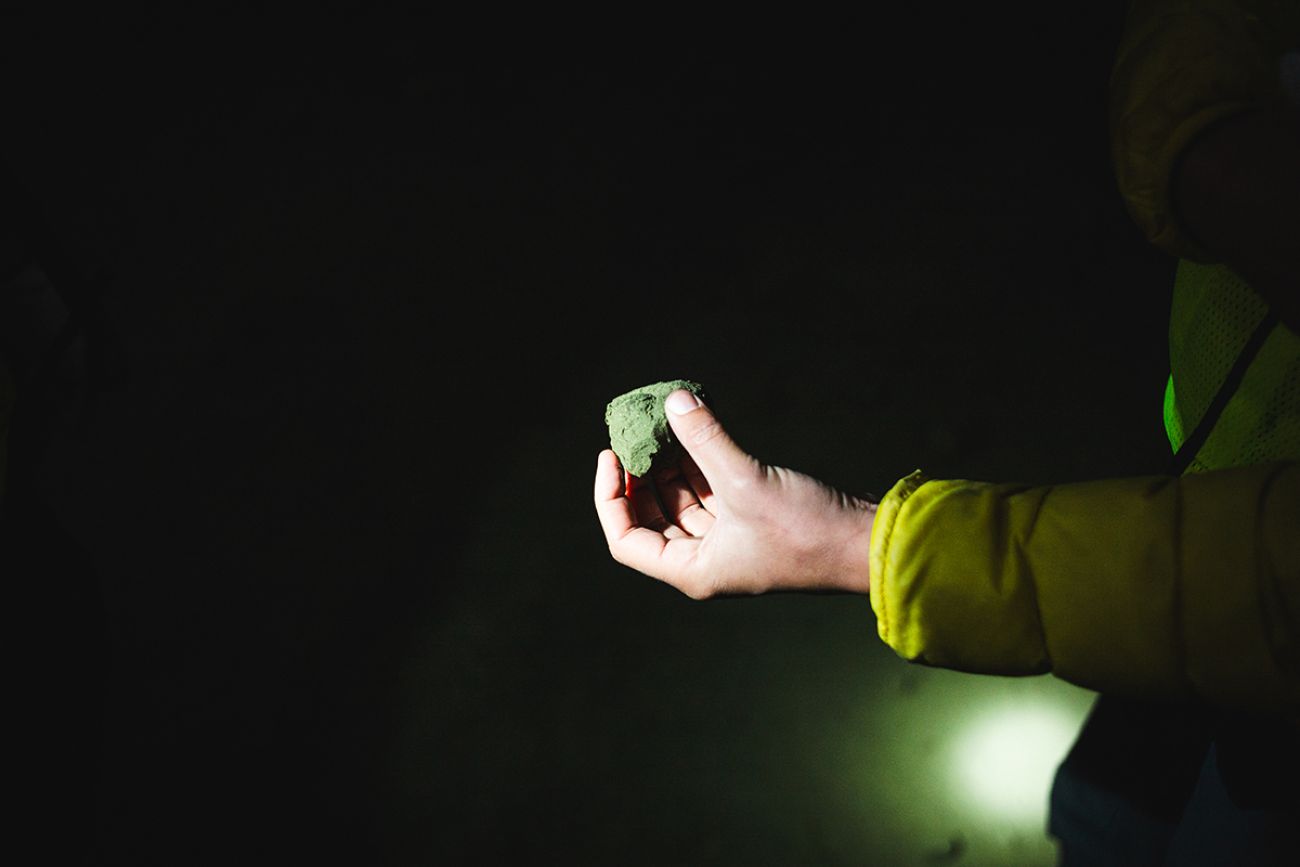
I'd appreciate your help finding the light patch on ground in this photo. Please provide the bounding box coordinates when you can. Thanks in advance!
[948,699,1085,827]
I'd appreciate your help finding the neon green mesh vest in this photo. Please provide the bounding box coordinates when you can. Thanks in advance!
[1109,1,1300,472]
[1163,262,1300,472]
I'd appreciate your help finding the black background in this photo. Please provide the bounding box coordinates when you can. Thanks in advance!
[4,5,1179,864]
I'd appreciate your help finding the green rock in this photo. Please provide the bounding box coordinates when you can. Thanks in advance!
[604,379,708,477]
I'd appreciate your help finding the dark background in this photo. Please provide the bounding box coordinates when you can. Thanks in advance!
[3,6,1178,865]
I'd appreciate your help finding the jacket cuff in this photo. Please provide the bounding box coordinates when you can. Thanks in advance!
[869,470,927,649]
[868,473,1052,676]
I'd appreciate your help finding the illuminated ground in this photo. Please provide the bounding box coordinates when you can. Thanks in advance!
[5,10,1181,865]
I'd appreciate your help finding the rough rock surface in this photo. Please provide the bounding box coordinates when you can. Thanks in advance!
[604,379,707,477]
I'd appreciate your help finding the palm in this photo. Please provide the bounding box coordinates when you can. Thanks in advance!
[596,445,873,599]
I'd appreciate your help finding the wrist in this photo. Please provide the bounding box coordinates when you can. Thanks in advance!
[837,495,876,595]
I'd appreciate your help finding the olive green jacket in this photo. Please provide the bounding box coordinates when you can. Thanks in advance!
[868,0,1300,717]
[869,464,1299,715]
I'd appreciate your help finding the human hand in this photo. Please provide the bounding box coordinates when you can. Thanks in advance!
[594,389,876,599]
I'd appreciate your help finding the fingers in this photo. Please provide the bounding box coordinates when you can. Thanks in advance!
[664,389,758,490]
[595,449,704,589]
[653,462,716,536]
[594,449,639,540]
[595,450,688,544]
[627,472,674,535]
[594,447,626,504]
[679,452,715,514]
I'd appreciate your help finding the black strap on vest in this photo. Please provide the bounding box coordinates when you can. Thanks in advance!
[1054,306,1293,854]
[1167,309,1280,476]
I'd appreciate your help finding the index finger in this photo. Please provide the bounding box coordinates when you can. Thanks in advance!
[594,449,639,540]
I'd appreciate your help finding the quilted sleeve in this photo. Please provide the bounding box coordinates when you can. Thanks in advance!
[869,462,1300,716]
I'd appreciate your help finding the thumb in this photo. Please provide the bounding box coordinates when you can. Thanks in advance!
[664,389,758,485]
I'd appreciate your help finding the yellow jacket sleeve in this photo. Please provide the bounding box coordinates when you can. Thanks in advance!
[1109,0,1299,261]
[869,462,1300,716]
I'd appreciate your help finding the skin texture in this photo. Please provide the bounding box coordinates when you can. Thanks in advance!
[1173,103,1300,332]
[594,389,875,600]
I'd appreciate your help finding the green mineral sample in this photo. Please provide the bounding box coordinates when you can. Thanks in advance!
[604,379,708,477]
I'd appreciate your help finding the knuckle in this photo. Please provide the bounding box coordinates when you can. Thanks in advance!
[606,541,627,565]
[690,418,726,448]
[684,580,714,601]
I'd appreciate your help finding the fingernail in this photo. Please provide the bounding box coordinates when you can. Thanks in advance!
[665,389,702,415]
